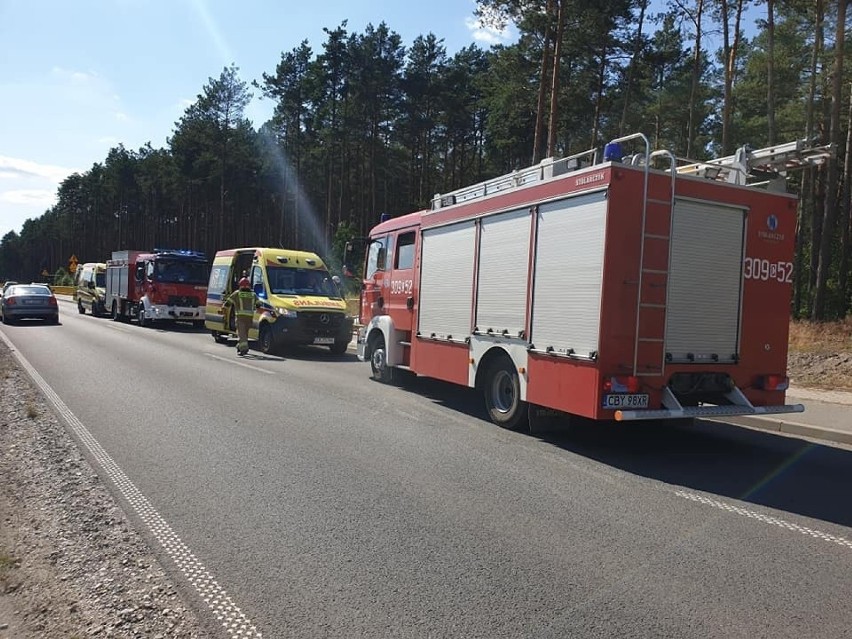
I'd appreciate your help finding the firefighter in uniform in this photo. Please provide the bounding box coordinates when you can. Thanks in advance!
[224,276,259,356]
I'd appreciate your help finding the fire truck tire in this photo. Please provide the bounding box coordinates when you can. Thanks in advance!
[258,324,275,354]
[77,300,85,314]
[369,333,393,383]
[483,358,528,431]
[111,301,120,322]
[137,305,149,328]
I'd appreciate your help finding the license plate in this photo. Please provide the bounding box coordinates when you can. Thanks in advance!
[313,337,335,345]
[602,394,649,409]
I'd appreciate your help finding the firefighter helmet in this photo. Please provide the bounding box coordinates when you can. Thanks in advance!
[239,277,251,290]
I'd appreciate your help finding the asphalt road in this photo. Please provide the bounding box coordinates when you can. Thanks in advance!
[3,300,852,639]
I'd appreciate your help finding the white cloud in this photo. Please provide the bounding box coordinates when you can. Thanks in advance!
[0,156,77,182]
[97,136,121,147]
[1,189,58,206]
[465,15,514,45]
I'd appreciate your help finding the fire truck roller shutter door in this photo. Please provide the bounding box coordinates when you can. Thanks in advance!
[531,190,608,358]
[476,208,532,338]
[418,221,476,342]
[665,200,745,364]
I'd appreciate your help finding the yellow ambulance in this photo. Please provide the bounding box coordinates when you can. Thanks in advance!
[74,262,108,316]
[204,247,353,355]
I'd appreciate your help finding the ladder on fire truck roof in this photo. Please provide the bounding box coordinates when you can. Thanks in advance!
[673,138,833,186]
[430,137,833,211]
[431,147,601,210]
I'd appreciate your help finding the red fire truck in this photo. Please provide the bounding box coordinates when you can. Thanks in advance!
[356,133,831,429]
[105,249,209,327]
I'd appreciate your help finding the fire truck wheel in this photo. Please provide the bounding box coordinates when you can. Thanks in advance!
[77,300,85,314]
[258,324,275,354]
[369,333,392,383]
[484,358,528,431]
[111,302,120,322]
[137,305,149,328]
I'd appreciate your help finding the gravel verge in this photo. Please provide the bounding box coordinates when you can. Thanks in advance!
[0,341,208,638]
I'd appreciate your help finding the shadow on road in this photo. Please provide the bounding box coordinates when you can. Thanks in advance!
[394,375,852,529]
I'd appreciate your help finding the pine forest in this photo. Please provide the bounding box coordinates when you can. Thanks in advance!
[1,0,850,319]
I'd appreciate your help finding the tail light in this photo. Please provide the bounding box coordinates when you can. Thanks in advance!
[603,375,640,393]
[5,296,15,305]
[48,296,58,307]
[759,374,789,391]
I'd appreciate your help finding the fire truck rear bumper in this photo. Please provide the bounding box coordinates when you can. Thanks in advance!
[614,386,805,422]
[615,403,805,422]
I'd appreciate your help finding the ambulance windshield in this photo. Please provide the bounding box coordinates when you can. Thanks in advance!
[267,266,341,298]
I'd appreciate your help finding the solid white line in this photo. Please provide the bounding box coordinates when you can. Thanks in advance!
[0,329,264,638]
[204,352,276,375]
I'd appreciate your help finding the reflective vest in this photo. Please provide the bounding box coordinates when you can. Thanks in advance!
[226,289,257,317]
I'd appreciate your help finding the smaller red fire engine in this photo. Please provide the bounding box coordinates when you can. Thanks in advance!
[105,249,209,327]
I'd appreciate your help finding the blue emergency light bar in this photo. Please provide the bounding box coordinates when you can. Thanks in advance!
[153,248,207,259]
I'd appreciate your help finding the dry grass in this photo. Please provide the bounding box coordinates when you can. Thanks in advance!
[787,318,852,391]
[788,317,852,354]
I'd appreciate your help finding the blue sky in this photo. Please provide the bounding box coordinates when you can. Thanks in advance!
[0,0,515,239]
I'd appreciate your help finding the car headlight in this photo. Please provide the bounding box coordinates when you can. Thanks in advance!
[277,307,297,318]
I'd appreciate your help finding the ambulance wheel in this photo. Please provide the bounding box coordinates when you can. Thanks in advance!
[483,357,528,431]
[77,300,85,314]
[212,331,229,344]
[329,338,349,355]
[369,333,392,383]
[258,324,275,354]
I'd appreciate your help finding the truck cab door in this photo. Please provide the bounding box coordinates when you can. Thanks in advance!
[385,230,417,335]
[361,235,392,322]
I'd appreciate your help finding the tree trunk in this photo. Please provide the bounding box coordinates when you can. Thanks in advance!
[806,0,824,301]
[619,0,647,136]
[721,0,744,155]
[812,0,845,319]
[533,0,555,164]
[839,82,852,313]
[720,0,731,153]
[547,0,566,158]
[766,0,776,145]
[590,46,608,148]
[686,0,704,158]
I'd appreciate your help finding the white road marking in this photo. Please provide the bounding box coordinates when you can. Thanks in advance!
[101,321,133,333]
[0,330,264,638]
[675,490,852,550]
[204,352,276,375]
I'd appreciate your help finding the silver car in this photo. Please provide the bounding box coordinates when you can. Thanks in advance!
[0,284,60,324]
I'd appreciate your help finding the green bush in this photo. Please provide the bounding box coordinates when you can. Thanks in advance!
[52,267,75,286]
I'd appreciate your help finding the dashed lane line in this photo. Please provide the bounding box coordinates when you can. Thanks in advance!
[204,352,277,374]
[675,490,852,550]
